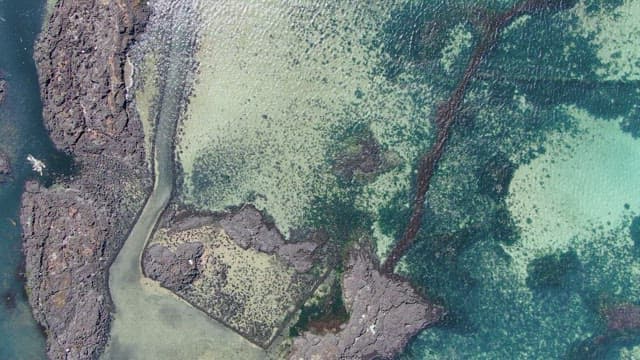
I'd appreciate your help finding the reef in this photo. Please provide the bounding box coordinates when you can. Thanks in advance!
[289,245,445,359]
[20,0,151,359]
[526,250,581,290]
[143,205,334,348]
[567,302,640,359]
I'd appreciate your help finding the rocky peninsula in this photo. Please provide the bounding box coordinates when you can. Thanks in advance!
[20,0,151,358]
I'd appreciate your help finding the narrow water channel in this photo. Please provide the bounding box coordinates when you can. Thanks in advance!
[103,1,265,358]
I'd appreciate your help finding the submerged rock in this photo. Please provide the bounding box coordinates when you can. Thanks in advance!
[0,150,11,181]
[289,246,445,360]
[0,78,7,105]
[604,303,640,332]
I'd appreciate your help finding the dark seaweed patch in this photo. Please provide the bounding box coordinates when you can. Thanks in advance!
[526,250,581,290]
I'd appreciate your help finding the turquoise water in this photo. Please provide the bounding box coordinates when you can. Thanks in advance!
[0,0,51,357]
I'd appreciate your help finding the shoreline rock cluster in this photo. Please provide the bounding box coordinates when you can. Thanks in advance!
[21,0,151,358]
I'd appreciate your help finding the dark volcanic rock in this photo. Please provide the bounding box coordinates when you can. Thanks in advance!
[277,242,319,273]
[142,242,204,291]
[21,0,151,359]
[289,246,444,359]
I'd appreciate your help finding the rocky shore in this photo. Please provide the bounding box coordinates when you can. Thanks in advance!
[20,0,151,359]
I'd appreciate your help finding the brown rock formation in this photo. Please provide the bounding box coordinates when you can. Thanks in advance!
[289,247,444,360]
[21,0,151,358]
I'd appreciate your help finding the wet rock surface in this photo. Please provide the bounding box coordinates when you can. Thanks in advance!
[142,242,203,291]
[289,246,445,360]
[21,0,151,359]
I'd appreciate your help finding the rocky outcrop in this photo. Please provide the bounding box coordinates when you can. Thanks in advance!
[142,242,203,291]
[289,246,444,360]
[21,0,151,359]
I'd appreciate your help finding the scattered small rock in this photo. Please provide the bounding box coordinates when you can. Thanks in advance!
[604,303,640,332]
